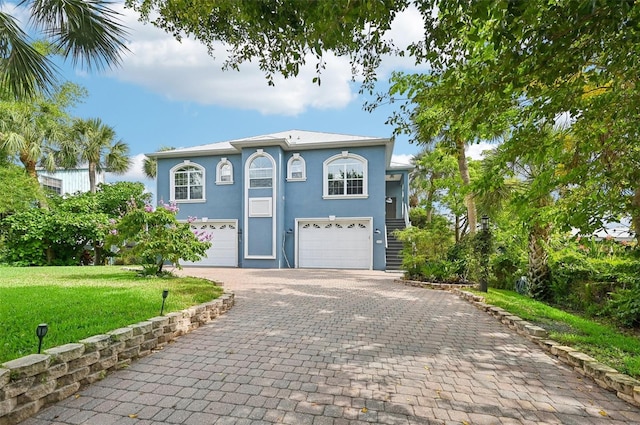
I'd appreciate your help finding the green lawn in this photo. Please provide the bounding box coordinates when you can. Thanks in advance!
[480,289,640,379]
[0,266,224,363]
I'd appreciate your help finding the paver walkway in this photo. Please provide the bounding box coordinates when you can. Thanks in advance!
[22,268,640,425]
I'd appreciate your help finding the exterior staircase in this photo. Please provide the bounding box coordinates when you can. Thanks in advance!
[385,218,406,271]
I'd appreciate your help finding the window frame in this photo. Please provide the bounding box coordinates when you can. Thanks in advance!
[170,161,206,203]
[248,154,274,189]
[286,153,306,181]
[216,158,234,185]
[322,152,368,199]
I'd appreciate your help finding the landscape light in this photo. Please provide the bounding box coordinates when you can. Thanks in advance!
[161,289,169,315]
[36,323,48,354]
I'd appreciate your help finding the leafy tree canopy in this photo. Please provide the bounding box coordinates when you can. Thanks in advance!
[0,163,42,217]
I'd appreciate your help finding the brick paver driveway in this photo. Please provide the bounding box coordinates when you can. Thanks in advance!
[23,268,640,425]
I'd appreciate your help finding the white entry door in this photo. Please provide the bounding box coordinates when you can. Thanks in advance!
[297,219,372,269]
[183,220,238,267]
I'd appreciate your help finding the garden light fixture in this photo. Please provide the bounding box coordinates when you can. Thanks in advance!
[36,323,48,354]
[481,214,489,232]
[161,289,169,315]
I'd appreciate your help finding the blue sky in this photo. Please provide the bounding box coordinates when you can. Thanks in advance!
[17,2,492,192]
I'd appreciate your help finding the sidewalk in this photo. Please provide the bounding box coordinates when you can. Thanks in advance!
[21,268,640,424]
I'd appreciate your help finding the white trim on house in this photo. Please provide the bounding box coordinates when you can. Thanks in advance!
[295,217,373,270]
[244,150,277,260]
[286,153,307,182]
[146,130,394,168]
[322,152,368,200]
[169,160,206,203]
[249,198,273,217]
[215,157,234,185]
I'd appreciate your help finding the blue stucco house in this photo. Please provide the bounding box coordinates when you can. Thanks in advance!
[150,130,411,270]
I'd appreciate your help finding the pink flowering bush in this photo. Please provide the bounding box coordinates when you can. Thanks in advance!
[107,200,211,276]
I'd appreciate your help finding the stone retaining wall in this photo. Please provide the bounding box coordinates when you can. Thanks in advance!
[0,292,235,425]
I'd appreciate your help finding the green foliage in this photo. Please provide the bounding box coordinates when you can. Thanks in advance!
[607,283,640,328]
[108,201,211,275]
[0,266,223,362]
[481,289,640,379]
[0,164,42,217]
[0,183,148,266]
[408,207,428,229]
[395,216,455,280]
[0,1,127,99]
[1,208,108,266]
[548,236,640,323]
[64,118,131,193]
[96,182,151,217]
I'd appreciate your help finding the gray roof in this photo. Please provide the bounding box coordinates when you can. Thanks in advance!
[146,129,395,166]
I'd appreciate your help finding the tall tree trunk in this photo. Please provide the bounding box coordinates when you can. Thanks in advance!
[89,161,97,193]
[631,185,640,245]
[425,177,437,224]
[528,222,551,300]
[20,152,38,180]
[93,244,103,266]
[455,138,477,235]
[20,150,49,210]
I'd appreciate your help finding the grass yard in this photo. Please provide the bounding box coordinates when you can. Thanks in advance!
[481,289,640,379]
[0,266,224,363]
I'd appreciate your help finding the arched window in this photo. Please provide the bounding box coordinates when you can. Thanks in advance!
[170,161,205,201]
[216,158,233,184]
[287,154,306,181]
[323,152,368,198]
[249,155,273,188]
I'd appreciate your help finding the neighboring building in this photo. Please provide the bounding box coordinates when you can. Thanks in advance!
[150,130,411,270]
[38,167,105,195]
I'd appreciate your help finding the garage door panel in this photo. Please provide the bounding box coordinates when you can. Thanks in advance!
[183,221,237,267]
[298,220,371,269]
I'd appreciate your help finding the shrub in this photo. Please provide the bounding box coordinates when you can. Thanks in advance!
[607,282,640,327]
[107,201,212,275]
[395,218,455,280]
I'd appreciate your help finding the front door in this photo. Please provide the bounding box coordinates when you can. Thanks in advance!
[386,197,396,218]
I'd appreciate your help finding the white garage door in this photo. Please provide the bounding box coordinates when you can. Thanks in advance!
[183,221,237,267]
[298,219,371,269]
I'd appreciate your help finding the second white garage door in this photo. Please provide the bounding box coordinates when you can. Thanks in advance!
[183,221,238,267]
[297,219,372,269]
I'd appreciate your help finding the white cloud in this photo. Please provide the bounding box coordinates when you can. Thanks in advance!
[378,6,431,77]
[107,5,355,116]
[467,141,496,160]
[391,154,414,166]
[102,4,428,115]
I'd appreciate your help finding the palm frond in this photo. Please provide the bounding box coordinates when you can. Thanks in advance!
[27,0,129,70]
[0,11,57,98]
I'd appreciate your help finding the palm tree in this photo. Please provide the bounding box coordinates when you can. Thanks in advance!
[0,95,68,178]
[0,0,128,99]
[475,129,562,301]
[143,146,175,179]
[69,118,130,193]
